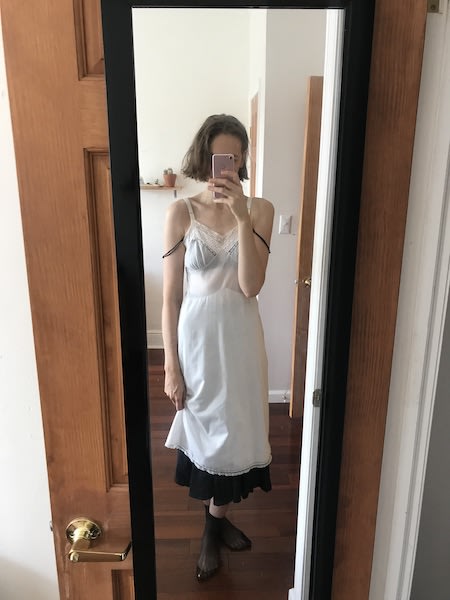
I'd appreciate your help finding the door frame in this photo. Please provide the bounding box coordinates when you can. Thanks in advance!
[331,2,427,597]
[0,0,427,596]
[370,7,450,598]
[101,0,374,597]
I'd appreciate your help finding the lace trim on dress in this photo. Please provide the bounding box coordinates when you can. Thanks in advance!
[191,221,238,255]
[163,197,270,258]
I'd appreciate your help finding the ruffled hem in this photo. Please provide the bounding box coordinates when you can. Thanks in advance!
[174,450,272,505]
[166,443,271,476]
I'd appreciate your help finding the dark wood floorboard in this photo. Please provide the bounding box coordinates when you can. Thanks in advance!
[148,353,302,599]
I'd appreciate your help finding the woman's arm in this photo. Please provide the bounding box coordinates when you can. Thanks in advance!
[161,200,189,410]
[209,172,274,297]
[236,197,274,297]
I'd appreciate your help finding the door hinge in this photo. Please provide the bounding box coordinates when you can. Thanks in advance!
[312,389,322,407]
[427,0,440,13]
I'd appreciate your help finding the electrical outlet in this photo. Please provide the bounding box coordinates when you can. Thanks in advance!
[279,215,292,234]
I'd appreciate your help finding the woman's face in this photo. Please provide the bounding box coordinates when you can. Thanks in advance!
[210,133,245,174]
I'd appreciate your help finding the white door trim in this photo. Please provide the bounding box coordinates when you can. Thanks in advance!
[289,10,345,599]
[369,4,450,599]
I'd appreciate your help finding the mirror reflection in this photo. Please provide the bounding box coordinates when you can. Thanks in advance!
[132,7,328,596]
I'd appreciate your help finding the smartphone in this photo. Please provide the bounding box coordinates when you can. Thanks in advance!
[212,153,234,199]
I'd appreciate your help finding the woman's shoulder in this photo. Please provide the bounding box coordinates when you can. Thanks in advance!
[250,196,275,217]
[167,197,189,214]
[165,198,191,232]
[166,198,190,219]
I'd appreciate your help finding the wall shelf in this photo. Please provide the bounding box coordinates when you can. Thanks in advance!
[140,184,181,190]
[140,184,181,197]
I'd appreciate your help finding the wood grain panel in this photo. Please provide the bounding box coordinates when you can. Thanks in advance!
[80,80,109,147]
[86,150,128,486]
[73,0,105,78]
[1,1,132,596]
[112,570,135,599]
[331,1,427,598]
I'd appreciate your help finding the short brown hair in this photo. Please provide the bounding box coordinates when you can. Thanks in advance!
[181,114,249,182]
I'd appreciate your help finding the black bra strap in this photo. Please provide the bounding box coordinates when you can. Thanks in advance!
[162,237,184,258]
[252,229,271,253]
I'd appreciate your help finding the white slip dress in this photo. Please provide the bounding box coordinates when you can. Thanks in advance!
[165,197,272,476]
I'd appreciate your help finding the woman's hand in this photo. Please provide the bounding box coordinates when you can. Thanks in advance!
[208,171,249,223]
[164,368,186,411]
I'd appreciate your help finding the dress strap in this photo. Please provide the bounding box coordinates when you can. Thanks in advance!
[162,237,184,259]
[162,198,193,259]
[246,197,270,253]
[252,229,271,253]
[184,197,195,222]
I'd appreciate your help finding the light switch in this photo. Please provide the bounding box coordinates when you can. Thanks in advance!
[279,215,292,234]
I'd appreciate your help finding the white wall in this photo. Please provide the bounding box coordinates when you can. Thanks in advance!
[249,9,268,195]
[411,298,450,599]
[258,10,326,396]
[0,15,59,600]
[132,8,250,349]
[133,8,326,401]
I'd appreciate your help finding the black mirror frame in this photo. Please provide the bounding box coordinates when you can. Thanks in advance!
[100,2,374,598]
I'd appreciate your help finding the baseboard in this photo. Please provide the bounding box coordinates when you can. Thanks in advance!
[269,390,290,403]
[147,329,163,349]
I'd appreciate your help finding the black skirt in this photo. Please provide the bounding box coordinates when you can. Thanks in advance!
[175,450,272,506]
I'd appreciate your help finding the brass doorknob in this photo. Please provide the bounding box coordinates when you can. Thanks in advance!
[302,277,311,287]
[65,518,131,563]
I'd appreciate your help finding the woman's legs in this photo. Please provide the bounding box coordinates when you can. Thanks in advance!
[197,498,252,581]
[209,499,252,551]
[204,498,252,548]
[196,500,223,581]
[208,500,230,519]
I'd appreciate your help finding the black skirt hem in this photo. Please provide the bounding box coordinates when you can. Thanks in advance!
[174,449,272,505]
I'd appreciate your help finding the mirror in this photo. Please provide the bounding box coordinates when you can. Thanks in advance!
[132,8,327,596]
[133,7,327,407]
[100,1,374,597]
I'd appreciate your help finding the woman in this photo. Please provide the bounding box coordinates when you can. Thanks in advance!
[162,114,274,581]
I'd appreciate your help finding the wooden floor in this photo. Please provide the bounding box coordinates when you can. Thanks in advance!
[148,353,302,599]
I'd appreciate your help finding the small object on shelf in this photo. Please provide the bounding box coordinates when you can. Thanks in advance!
[143,177,163,188]
[163,167,177,188]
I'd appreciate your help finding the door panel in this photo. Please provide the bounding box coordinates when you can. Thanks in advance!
[73,0,105,77]
[290,76,323,419]
[1,1,132,597]
[86,150,128,484]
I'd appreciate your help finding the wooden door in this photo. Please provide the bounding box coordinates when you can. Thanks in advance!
[290,76,323,419]
[1,1,134,598]
[249,93,258,198]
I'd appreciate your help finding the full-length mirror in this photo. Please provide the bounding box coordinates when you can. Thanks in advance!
[100,1,374,598]
[132,8,327,597]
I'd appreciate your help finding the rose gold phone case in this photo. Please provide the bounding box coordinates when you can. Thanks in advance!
[212,153,234,199]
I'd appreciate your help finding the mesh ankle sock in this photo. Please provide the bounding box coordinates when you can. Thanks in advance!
[220,517,252,550]
[197,511,221,581]
[204,506,252,551]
